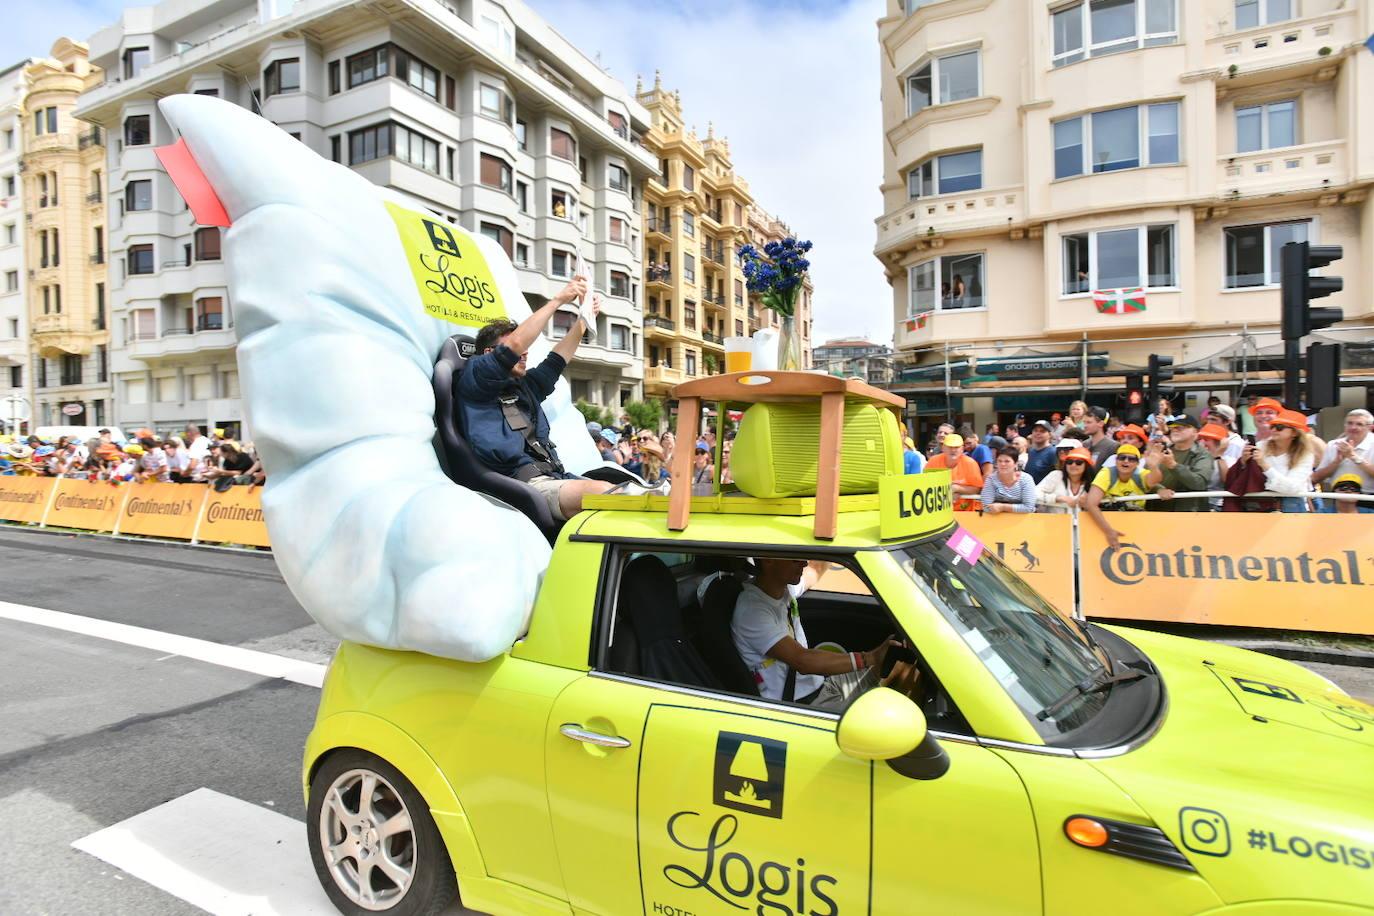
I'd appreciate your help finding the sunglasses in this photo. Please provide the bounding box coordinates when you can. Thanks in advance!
[1117,456,1139,463]
[1064,459,1087,466]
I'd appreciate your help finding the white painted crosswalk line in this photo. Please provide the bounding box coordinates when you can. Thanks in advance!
[0,600,327,687]
[73,787,336,915]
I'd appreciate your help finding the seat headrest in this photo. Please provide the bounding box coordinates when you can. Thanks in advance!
[618,555,684,643]
[441,334,477,368]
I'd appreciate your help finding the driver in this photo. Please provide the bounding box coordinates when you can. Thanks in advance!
[732,557,896,710]
[458,275,613,522]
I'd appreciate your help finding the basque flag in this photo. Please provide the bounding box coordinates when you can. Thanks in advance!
[1093,287,1147,315]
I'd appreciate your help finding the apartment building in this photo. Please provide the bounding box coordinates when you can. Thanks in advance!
[813,337,893,384]
[877,0,1374,432]
[0,60,31,433]
[23,40,111,430]
[745,204,814,369]
[74,0,657,436]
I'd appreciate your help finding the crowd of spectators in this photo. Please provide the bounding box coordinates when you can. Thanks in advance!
[0,424,265,491]
[910,399,1372,534]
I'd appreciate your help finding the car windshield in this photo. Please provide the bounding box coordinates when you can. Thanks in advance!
[896,534,1112,738]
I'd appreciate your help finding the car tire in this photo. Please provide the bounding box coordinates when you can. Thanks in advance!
[307,749,458,916]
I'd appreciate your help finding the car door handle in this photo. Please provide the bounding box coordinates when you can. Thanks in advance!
[560,723,632,748]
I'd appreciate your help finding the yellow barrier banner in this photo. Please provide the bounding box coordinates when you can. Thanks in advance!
[0,477,53,523]
[1080,513,1374,634]
[46,479,123,532]
[197,485,270,547]
[960,513,1076,615]
[118,481,207,539]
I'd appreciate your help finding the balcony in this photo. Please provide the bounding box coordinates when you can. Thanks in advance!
[644,315,676,335]
[645,365,685,388]
[86,191,103,206]
[89,252,105,265]
[1217,139,1348,200]
[26,132,74,155]
[129,325,235,362]
[875,186,1025,256]
[78,128,104,150]
[701,293,726,307]
[703,243,726,266]
[647,216,672,238]
[701,331,724,347]
[1206,5,1358,87]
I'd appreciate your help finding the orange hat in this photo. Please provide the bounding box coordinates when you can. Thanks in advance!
[1113,424,1148,442]
[1198,423,1228,442]
[1270,409,1309,433]
[1248,397,1283,416]
[1063,447,1093,464]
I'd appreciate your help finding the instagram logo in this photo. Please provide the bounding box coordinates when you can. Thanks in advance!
[1179,807,1231,857]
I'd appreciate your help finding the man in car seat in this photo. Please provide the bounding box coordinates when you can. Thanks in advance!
[732,557,897,710]
[459,275,615,521]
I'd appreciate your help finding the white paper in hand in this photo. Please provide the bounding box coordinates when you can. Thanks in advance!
[574,249,597,342]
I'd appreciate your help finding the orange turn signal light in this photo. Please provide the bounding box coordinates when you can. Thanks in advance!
[1065,817,1110,848]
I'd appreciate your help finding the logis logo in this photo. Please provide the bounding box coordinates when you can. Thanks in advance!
[662,811,839,916]
[713,732,786,819]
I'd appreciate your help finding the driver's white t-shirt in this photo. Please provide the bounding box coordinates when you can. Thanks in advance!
[731,580,824,701]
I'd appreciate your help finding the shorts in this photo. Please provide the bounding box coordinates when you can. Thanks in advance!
[528,474,571,522]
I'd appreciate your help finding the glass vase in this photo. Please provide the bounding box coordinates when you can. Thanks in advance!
[777,314,802,372]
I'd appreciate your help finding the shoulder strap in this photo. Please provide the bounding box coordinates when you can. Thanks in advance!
[782,597,800,703]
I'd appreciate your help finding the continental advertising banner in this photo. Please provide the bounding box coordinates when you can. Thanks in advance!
[1081,514,1374,634]
[0,477,51,524]
[46,480,123,532]
[197,485,271,547]
[117,482,208,539]
[960,514,1076,617]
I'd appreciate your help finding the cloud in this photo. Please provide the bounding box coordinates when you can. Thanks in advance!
[529,0,890,346]
[0,0,132,70]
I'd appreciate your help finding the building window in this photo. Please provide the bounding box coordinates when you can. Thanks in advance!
[196,297,224,330]
[479,14,515,57]
[195,227,221,261]
[328,60,340,95]
[906,148,982,198]
[34,107,56,136]
[550,127,576,161]
[516,181,529,213]
[551,248,574,278]
[1052,0,1177,67]
[909,252,987,313]
[1236,99,1296,153]
[683,164,695,191]
[479,222,514,258]
[8,366,19,387]
[551,189,572,219]
[123,114,151,147]
[682,210,695,237]
[95,283,105,329]
[127,244,155,275]
[395,124,440,173]
[611,324,629,350]
[610,270,630,298]
[4,270,16,292]
[608,110,628,140]
[608,164,630,192]
[123,46,151,79]
[1224,219,1309,288]
[479,84,514,125]
[516,120,527,150]
[684,253,696,283]
[608,216,625,243]
[61,354,82,386]
[906,49,980,118]
[124,180,152,212]
[393,47,439,99]
[263,58,301,97]
[1235,0,1292,30]
[346,45,389,88]
[193,87,219,97]
[1053,101,1180,178]
[686,351,697,376]
[514,242,529,266]
[479,153,513,193]
[4,175,13,197]
[551,310,577,339]
[1061,224,1175,294]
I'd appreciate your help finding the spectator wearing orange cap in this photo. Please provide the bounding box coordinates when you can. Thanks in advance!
[1240,409,1321,512]
[1248,396,1283,443]
[1101,423,1149,472]
[1036,446,1093,513]
[1197,423,1232,509]
[925,432,983,511]
[1085,443,1156,549]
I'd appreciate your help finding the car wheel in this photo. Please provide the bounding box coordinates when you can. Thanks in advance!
[307,750,458,916]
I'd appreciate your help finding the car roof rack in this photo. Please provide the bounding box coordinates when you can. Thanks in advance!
[670,371,904,540]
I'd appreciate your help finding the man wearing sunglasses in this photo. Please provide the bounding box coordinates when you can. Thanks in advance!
[1085,444,1156,550]
[1144,414,1214,513]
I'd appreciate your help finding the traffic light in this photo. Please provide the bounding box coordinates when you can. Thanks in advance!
[1306,343,1343,411]
[1281,242,1343,341]
[1147,355,1174,401]
[1122,374,1145,423]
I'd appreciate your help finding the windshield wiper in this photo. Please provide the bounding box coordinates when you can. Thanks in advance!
[1036,667,1147,722]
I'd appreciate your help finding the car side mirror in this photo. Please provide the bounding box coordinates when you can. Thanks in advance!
[836,687,950,781]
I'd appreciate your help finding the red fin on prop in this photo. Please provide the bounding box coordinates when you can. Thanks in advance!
[155,138,231,227]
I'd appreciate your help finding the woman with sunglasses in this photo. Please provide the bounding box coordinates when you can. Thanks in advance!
[1035,447,1093,513]
[1084,443,1156,550]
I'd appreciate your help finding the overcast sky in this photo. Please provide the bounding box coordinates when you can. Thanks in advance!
[4,0,891,345]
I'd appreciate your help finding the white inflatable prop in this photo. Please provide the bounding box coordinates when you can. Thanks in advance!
[156,95,600,661]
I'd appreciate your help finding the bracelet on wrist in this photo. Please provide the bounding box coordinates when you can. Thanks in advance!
[851,651,864,672]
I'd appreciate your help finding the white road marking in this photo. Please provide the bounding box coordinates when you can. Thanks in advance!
[73,788,337,915]
[0,601,326,688]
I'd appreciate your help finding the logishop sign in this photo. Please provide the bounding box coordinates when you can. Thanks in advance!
[1081,514,1374,635]
[638,707,866,915]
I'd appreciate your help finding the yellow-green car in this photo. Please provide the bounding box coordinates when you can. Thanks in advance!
[302,476,1374,916]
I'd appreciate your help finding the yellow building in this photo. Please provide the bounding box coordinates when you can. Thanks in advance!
[24,39,109,428]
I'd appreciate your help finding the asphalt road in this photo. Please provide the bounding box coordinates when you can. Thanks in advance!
[2,525,1371,915]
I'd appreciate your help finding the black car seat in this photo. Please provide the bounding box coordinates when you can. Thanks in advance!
[431,334,559,543]
[610,555,721,689]
[695,574,760,696]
